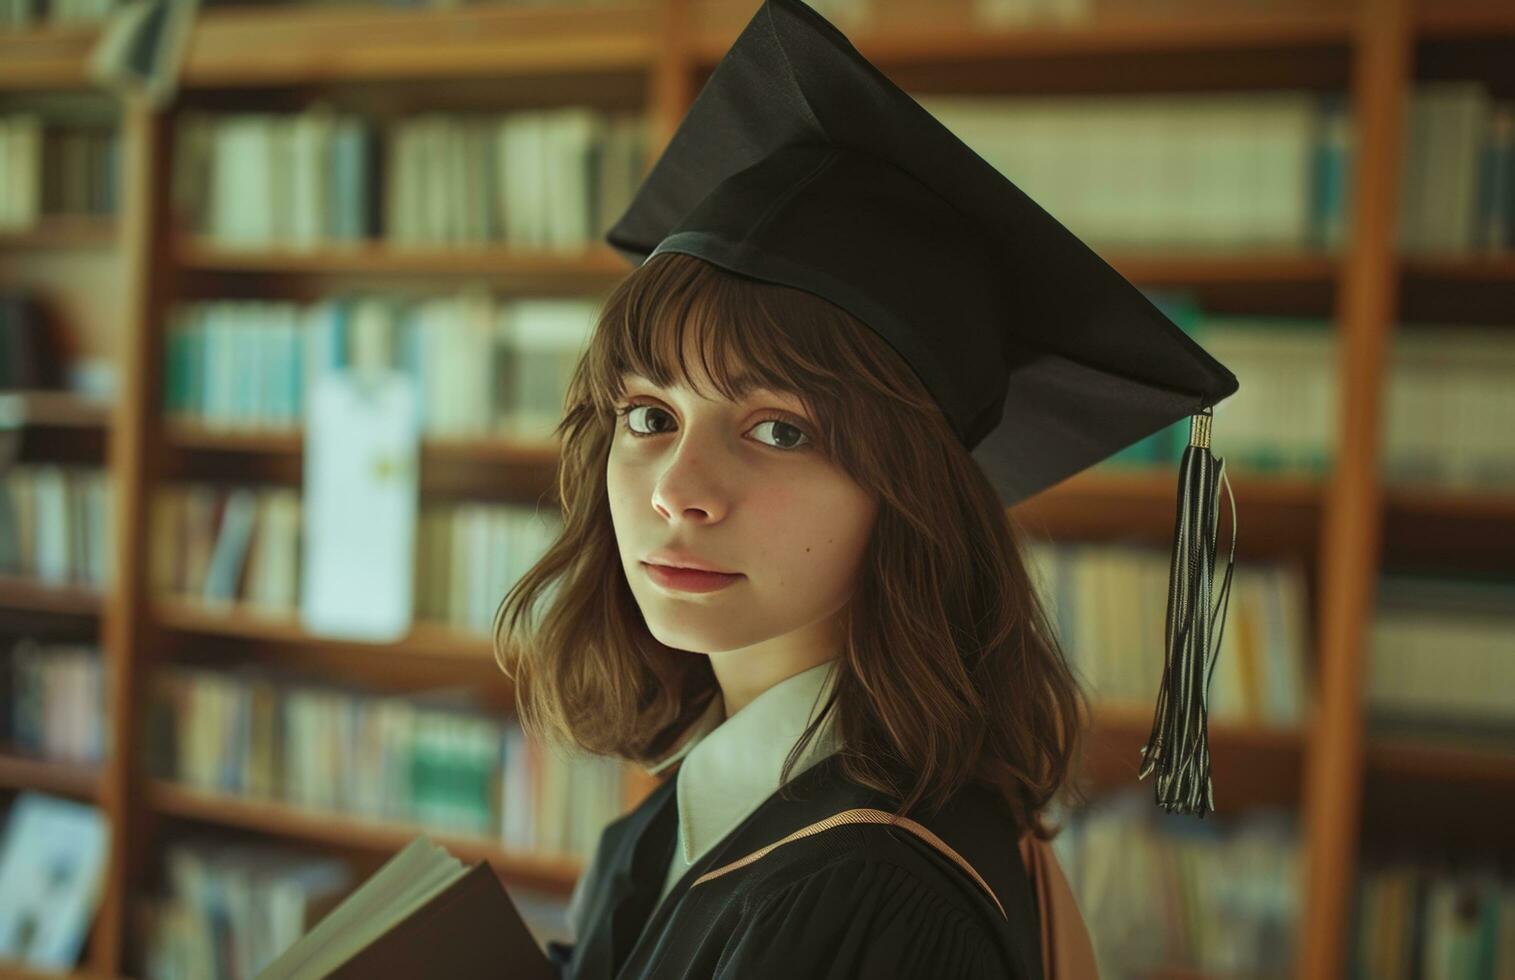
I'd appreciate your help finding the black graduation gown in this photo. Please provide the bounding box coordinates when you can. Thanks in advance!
[545,752,1044,979]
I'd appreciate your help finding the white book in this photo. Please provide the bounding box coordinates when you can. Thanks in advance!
[288,104,335,250]
[383,120,413,245]
[1446,82,1490,253]
[3,116,41,229]
[542,107,604,250]
[416,117,441,243]
[31,466,69,584]
[0,793,108,970]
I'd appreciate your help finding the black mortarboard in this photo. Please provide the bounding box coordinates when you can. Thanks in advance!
[606,0,1239,817]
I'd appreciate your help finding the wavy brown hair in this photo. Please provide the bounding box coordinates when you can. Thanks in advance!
[493,251,1090,839]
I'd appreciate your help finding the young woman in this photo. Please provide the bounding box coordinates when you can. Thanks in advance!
[494,0,1238,976]
[496,250,1086,980]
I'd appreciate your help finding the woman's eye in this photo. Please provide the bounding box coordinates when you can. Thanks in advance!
[750,419,811,451]
[613,403,812,451]
[619,404,676,436]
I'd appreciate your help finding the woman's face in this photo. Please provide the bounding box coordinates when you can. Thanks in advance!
[606,364,879,660]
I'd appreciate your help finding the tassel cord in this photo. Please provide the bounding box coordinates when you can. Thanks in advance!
[1139,419,1239,816]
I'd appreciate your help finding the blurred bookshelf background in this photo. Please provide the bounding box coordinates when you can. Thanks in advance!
[2,0,1514,976]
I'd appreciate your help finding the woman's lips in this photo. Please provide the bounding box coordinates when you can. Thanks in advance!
[642,562,744,593]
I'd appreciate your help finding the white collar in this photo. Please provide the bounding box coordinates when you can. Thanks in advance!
[644,659,844,867]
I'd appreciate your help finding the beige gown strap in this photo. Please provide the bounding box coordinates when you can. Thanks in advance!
[687,807,1101,980]
[1017,830,1101,980]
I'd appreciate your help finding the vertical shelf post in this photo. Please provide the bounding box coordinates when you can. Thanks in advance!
[94,92,171,977]
[1297,0,1411,976]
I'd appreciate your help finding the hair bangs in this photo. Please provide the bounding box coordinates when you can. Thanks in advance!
[581,254,861,447]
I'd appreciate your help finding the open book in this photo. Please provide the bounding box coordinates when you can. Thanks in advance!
[255,836,558,980]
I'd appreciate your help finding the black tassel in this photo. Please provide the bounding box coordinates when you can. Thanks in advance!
[1138,406,1237,817]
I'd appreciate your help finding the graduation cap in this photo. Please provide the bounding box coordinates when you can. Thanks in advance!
[606,0,1239,817]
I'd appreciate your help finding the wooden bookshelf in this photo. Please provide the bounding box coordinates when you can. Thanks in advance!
[0,574,106,616]
[1081,702,1310,814]
[1015,466,1325,556]
[163,418,560,468]
[0,750,101,800]
[149,781,584,895]
[0,215,117,251]
[0,390,112,430]
[179,1,658,86]
[153,597,497,664]
[0,21,102,91]
[175,238,630,292]
[1,0,1509,976]
[1400,252,1515,280]
[689,6,1357,62]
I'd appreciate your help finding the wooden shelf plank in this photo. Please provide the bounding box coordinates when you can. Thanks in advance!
[149,780,583,895]
[1414,0,1515,38]
[693,8,1355,64]
[0,963,121,980]
[1,3,1365,94]
[1108,251,1338,287]
[0,215,117,250]
[1013,465,1324,557]
[0,575,106,616]
[164,419,560,468]
[1365,734,1515,785]
[1081,701,1308,812]
[1361,734,1515,853]
[180,2,656,85]
[154,598,497,662]
[0,750,102,800]
[0,22,102,91]
[1400,253,1515,281]
[0,390,112,430]
[175,237,630,284]
[1381,484,1515,573]
[173,238,1336,290]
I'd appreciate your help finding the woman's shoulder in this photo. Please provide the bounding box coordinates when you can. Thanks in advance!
[710,825,1033,979]
[727,765,1045,975]
[737,802,1014,913]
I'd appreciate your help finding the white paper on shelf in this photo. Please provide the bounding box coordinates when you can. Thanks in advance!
[300,368,420,642]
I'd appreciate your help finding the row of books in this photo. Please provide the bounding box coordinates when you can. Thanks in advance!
[162,292,597,439]
[139,833,573,980]
[1,638,106,765]
[1049,787,1301,978]
[1023,540,1310,725]
[1366,573,1515,747]
[1114,297,1515,491]
[414,498,562,634]
[151,484,301,610]
[147,663,628,857]
[151,482,562,632]
[0,465,113,591]
[915,91,1352,251]
[1399,82,1515,255]
[0,0,111,28]
[0,115,120,230]
[1379,327,1515,492]
[143,839,352,980]
[172,105,648,250]
[1352,855,1515,979]
[1139,297,1336,477]
[973,0,1088,27]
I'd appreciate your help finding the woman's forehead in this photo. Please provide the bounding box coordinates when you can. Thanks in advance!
[619,369,797,402]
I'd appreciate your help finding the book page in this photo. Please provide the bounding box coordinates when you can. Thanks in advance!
[255,836,466,980]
